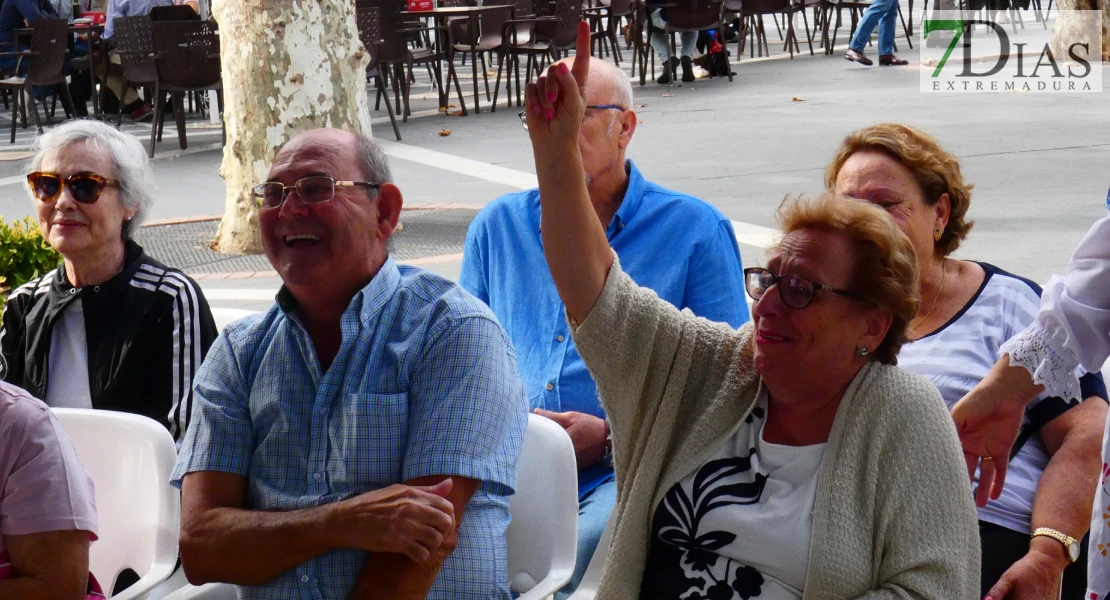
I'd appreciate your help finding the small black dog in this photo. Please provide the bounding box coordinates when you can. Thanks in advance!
[693,43,736,78]
[692,30,736,78]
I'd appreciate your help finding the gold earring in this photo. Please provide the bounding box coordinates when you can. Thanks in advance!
[933,228,942,242]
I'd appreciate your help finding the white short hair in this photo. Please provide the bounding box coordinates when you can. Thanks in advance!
[27,119,157,239]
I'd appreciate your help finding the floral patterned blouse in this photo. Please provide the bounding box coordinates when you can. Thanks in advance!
[641,390,826,600]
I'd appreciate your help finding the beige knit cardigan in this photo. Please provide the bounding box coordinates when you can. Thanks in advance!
[572,260,981,600]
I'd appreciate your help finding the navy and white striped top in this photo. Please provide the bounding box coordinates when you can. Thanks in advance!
[899,262,1106,534]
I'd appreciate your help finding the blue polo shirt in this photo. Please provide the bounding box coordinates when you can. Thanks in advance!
[460,160,749,498]
[171,258,528,600]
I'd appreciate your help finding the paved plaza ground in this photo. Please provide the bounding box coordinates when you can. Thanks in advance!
[0,17,1107,313]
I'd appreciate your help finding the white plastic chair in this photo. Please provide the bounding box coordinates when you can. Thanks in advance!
[160,583,237,600]
[507,413,580,599]
[566,509,615,600]
[210,307,257,333]
[51,408,180,600]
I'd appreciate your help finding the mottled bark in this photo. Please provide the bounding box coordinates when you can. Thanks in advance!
[213,0,372,255]
[1051,0,1109,61]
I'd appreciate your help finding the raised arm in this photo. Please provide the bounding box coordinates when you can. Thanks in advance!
[524,21,612,325]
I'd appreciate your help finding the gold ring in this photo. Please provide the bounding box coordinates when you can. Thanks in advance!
[981,456,994,461]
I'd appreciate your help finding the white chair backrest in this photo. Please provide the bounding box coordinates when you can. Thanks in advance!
[211,308,257,333]
[51,408,180,596]
[566,509,615,600]
[506,413,579,594]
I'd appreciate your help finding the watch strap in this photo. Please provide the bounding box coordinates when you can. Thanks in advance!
[1031,527,1080,563]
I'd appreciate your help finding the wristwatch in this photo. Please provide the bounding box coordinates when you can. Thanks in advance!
[1032,527,1081,564]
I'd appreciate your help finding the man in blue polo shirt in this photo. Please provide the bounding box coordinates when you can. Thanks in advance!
[460,57,749,598]
[172,129,528,599]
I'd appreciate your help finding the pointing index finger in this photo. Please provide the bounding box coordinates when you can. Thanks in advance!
[572,20,591,91]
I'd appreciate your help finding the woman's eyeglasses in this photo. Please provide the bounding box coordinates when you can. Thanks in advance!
[27,172,119,204]
[252,176,381,209]
[744,267,874,310]
[518,104,626,131]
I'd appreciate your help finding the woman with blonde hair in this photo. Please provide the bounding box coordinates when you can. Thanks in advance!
[830,122,1108,600]
[515,23,980,600]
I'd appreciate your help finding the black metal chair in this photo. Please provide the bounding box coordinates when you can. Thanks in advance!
[0,18,77,143]
[452,4,514,107]
[493,0,578,108]
[742,0,810,59]
[356,7,402,141]
[662,0,734,78]
[585,0,634,66]
[149,5,201,21]
[376,10,467,120]
[149,20,223,157]
[113,15,157,126]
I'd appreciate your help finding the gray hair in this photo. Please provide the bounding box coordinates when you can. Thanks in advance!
[354,132,393,185]
[26,119,157,239]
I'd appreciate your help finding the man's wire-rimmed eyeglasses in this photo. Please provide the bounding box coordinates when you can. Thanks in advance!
[252,176,381,210]
[519,104,626,130]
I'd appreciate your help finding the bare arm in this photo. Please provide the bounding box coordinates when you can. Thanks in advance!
[349,475,480,600]
[179,471,455,587]
[526,22,613,325]
[950,354,1045,505]
[1034,397,1106,542]
[982,397,1106,599]
[0,530,90,600]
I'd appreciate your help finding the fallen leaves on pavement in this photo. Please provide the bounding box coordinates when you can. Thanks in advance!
[438,129,452,136]
[792,96,805,101]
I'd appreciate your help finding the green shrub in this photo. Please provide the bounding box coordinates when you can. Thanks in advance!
[0,217,60,318]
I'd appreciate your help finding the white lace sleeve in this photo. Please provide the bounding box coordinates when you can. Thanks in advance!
[1000,211,1110,401]
[999,320,1083,402]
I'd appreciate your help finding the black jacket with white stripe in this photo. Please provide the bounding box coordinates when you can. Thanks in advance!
[0,241,217,441]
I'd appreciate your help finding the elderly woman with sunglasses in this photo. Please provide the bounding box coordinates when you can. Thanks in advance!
[519,24,979,600]
[830,124,1108,600]
[1,119,216,443]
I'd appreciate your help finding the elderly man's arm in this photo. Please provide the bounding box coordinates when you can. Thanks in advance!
[179,472,456,586]
[983,396,1107,600]
[174,332,456,587]
[349,475,479,600]
[349,311,528,598]
[0,530,91,600]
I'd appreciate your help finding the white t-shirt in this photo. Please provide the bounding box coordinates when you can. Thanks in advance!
[899,262,1100,534]
[642,389,825,600]
[44,299,93,410]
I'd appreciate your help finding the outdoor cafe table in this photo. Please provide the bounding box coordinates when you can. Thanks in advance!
[406,4,520,114]
[15,23,107,117]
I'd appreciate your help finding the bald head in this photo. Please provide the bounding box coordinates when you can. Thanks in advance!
[554,56,634,110]
[278,128,392,184]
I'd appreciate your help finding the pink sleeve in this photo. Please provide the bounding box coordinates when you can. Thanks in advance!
[1,408,98,541]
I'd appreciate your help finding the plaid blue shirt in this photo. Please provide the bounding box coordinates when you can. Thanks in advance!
[170,258,528,600]
[460,160,749,499]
